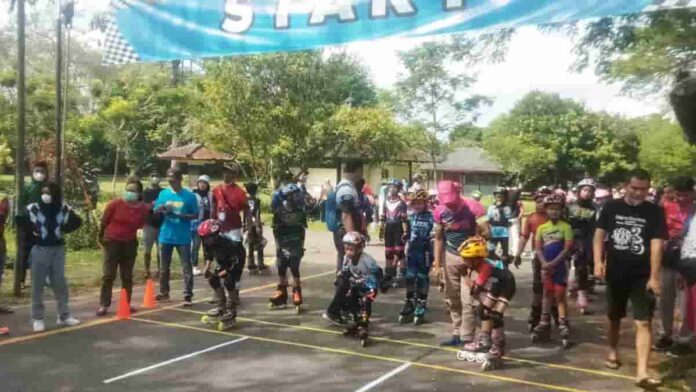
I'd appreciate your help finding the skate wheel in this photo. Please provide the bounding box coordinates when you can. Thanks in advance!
[475,353,487,363]
[466,352,476,362]
[414,317,423,326]
[360,338,368,348]
[295,306,301,315]
[201,316,209,323]
[398,316,405,325]
[456,351,467,361]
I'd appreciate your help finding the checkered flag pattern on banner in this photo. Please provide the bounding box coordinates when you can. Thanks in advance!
[102,0,140,65]
[644,0,696,11]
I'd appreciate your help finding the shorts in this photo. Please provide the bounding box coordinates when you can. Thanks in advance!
[143,225,160,253]
[606,277,656,321]
[488,269,516,301]
[384,222,405,257]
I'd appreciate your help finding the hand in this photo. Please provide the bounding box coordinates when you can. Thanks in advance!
[594,263,605,280]
[541,262,551,271]
[647,277,661,297]
[365,289,377,302]
[98,237,106,248]
[401,233,408,243]
[470,284,482,298]
[513,256,522,269]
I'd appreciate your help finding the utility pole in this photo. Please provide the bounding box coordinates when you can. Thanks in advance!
[55,0,63,187]
[13,0,27,297]
[61,2,74,179]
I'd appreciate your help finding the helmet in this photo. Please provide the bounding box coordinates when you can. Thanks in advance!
[458,236,488,259]
[197,219,221,237]
[410,189,429,203]
[543,194,565,207]
[471,190,483,199]
[493,186,507,196]
[577,178,596,191]
[342,231,365,247]
[388,178,402,188]
[281,183,301,196]
[197,175,211,185]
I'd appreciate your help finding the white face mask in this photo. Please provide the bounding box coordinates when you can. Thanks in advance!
[33,172,46,182]
[41,194,52,204]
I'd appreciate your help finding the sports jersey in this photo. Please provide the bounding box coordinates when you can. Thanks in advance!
[535,220,573,262]
[434,202,478,255]
[566,201,597,240]
[522,212,548,240]
[382,197,407,224]
[488,204,512,238]
[407,211,434,249]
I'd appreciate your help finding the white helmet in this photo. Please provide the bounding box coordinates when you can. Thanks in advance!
[198,174,211,184]
[577,178,596,191]
[342,231,365,247]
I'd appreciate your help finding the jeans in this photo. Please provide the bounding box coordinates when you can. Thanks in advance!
[100,240,138,307]
[160,243,193,298]
[191,233,202,267]
[0,250,5,288]
[30,245,70,321]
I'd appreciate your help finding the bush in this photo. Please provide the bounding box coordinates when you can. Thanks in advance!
[65,208,101,251]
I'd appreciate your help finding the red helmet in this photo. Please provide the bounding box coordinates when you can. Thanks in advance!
[197,219,221,237]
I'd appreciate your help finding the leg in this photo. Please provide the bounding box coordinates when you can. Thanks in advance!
[49,247,70,321]
[120,240,138,304]
[605,280,629,366]
[635,320,653,381]
[659,267,677,339]
[458,262,476,341]
[333,229,345,272]
[30,247,49,321]
[290,256,303,306]
[191,233,201,268]
[327,273,350,317]
[631,279,658,382]
[530,257,543,328]
[99,241,119,307]
[445,257,463,338]
[607,317,621,363]
[159,244,174,297]
[177,245,194,299]
[142,225,155,276]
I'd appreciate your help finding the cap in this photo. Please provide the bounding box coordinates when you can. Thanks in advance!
[437,180,459,204]
[198,175,211,184]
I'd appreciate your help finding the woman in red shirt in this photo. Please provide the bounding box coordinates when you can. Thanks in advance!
[96,178,151,316]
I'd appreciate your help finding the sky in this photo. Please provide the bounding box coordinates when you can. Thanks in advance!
[0,0,667,126]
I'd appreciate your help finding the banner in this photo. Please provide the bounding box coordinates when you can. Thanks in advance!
[103,0,696,64]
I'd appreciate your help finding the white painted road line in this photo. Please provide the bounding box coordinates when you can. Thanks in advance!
[103,337,249,384]
[354,362,413,392]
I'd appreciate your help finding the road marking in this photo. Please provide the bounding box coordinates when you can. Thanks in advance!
[169,307,634,381]
[355,363,412,392]
[0,270,335,347]
[131,316,590,392]
[103,337,249,384]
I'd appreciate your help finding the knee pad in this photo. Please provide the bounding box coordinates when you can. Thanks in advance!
[476,304,489,320]
[491,311,504,329]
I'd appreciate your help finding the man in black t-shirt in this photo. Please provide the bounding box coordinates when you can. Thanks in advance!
[593,169,665,390]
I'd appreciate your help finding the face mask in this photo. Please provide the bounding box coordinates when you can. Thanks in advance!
[41,194,52,204]
[124,191,138,202]
[33,172,46,182]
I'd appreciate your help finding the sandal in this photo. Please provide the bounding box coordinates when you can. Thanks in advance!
[635,377,662,390]
[604,358,622,370]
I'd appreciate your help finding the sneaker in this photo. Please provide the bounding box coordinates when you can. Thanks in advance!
[57,316,81,327]
[667,343,695,357]
[0,305,13,314]
[130,307,138,314]
[322,311,347,326]
[96,307,108,317]
[193,266,202,276]
[156,294,170,302]
[32,319,45,333]
[440,336,462,347]
[183,296,193,307]
[653,336,673,352]
[0,326,9,335]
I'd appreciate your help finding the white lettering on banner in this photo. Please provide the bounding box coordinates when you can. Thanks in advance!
[444,0,467,11]
[370,0,417,18]
[275,0,293,29]
[222,0,254,33]
[309,0,358,25]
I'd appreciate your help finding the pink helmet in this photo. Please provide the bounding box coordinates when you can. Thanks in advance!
[197,219,221,237]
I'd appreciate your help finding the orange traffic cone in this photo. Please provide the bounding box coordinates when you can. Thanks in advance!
[116,288,131,320]
[142,279,156,309]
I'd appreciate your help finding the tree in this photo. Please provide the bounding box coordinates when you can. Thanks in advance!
[635,115,696,183]
[449,123,484,147]
[395,41,492,173]
[195,51,378,181]
[483,92,639,188]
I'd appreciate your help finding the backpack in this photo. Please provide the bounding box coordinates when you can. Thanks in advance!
[325,181,353,233]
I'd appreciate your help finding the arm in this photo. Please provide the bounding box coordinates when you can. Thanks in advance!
[516,217,531,258]
[433,224,445,270]
[477,220,491,240]
[474,263,493,287]
[593,228,607,279]
[647,238,663,295]
[546,241,572,268]
[99,201,115,245]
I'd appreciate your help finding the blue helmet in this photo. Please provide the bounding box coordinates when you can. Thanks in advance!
[281,183,301,196]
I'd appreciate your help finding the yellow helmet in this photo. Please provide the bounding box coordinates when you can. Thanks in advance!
[458,236,488,259]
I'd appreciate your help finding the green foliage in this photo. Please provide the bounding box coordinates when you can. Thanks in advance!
[483,91,638,188]
[65,209,101,251]
[636,116,696,183]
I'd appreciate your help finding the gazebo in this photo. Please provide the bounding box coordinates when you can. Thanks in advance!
[157,143,235,188]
